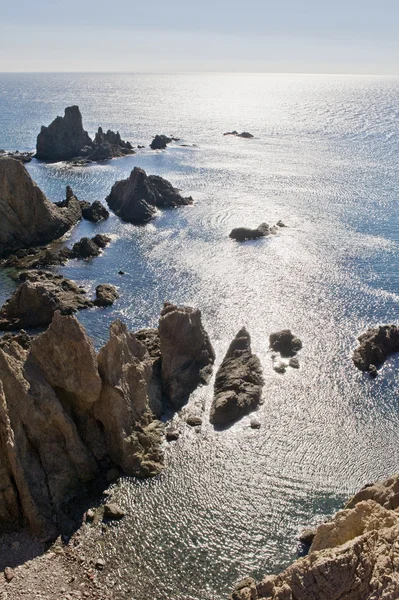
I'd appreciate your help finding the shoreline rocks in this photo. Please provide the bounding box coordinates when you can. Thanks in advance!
[0,158,82,258]
[106,166,193,224]
[230,473,399,600]
[352,324,399,376]
[0,150,34,163]
[210,327,264,426]
[36,106,134,163]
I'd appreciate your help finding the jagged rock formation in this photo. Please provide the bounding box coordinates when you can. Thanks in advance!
[94,284,119,307]
[230,474,399,600]
[35,106,134,163]
[210,327,264,426]
[269,330,303,358]
[150,134,179,150]
[0,157,82,257]
[81,200,109,222]
[159,303,215,408]
[0,150,33,163]
[352,325,399,377]
[0,271,92,330]
[106,167,193,224]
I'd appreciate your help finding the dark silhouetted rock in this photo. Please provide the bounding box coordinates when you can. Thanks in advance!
[289,357,300,369]
[229,223,271,242]
[103,503,125,521]
[36,106,134,163]
[72,237,102,259]
[82,200,109,222]
[210,327,264,426]
[352,325,399,376]
[94,284,119,307]
[269,330,302,357]
[223,131,254,138]
[0,158,82,257]
[0,150,34,163]
[150,134,173,150]
[159,303,215,408]
[106,167,193,224]
[0,271,92,330]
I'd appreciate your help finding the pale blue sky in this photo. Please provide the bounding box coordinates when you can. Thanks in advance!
[1,0,399,73]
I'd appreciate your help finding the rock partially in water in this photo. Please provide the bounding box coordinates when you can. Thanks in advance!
[0,157,82,258]
[229,223,271,242]
[106,167,193,224]
[269,329,302,357]
[223,131,254,138]
[352,325,399,376]
[289,357,300,369]
[210,327,264,426]
[345,474,399,510]
[94,284,119,307]
[103,503,125,521]
[150,134,173,150]
[273,361,287,374]
[81,200,109,223]
[0,150,34,163]
[0,271,93,331]
[159,303,215,409]
[36,106,134,163]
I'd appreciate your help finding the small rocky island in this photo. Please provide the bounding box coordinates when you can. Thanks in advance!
[352,324,399,377]
[36,105,134,163]
[106,166,193,224]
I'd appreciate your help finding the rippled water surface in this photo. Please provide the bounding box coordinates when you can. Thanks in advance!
[1,73,399,599]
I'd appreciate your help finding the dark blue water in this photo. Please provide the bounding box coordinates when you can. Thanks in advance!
[1,73,399,599]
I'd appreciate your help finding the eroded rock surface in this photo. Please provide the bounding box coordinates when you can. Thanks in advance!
[159,303,215,408]
[269,329,302,358]
[0,158,82,257]
[94,284,119,307]
[210,327,264,426]
[352,325,399,376]
[0,271,92,330]
[106,167,193,224]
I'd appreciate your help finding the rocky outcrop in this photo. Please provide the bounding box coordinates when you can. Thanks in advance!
[81,200,109,222]
[223,131,254,138]
[36,106,134,163]
[159,303,215,408]
[0,271,92,330]
[352,325,399,377]
[150,134,179,150]
[230,474,399,600]
[94,284,119,307]
[210,328,264,426]
[0,150,34,163]
[229,223,272,242]
[95,320,164,477]
[269,330,302,357]
[106,167,193,224]
[0,158,82,257]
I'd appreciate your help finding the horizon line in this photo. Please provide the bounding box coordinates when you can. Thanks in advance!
[1,70,399,77]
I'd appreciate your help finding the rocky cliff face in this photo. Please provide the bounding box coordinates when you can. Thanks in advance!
[0,157,82,257]
[106,167,193,224]
[0,302,214,540]
[230,474,399,600]
[36,106,134,163]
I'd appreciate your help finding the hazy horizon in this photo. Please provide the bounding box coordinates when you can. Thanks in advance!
[2,0,399,74]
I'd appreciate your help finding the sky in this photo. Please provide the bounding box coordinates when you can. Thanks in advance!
[1,0,399,73]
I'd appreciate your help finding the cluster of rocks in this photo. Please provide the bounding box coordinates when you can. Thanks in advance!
[0,150,34,163]
[352,324,399,377]
[35,106,134,163]
[230,473,399,600]
[229,221,286,242]
[106,166,193,224]
[270,329,302,373]
[59,186,109,223]
[0,302,216,540]
[223,131,254,138]
[150,134,180,150]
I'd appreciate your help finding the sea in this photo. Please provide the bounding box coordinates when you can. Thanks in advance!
[1,72,399,599]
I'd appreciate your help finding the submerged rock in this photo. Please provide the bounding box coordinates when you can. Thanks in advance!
[106,166,193,224]
[223,131,254,138]
[352,324,399,376]
[269,329,302,357]
[159,303,215,409]
[0,271,92,330]
[36,106,134,163]
[210,327,264,426]
[229,223,271,242]
[94,284,119,307]
[0,158,82,257]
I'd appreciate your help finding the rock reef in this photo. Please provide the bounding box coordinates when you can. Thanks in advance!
[229,221,285,242]
[223,131,254,138]
[36,106,134,163]
[210,327,264,426]
[230,473,399,600]
[352,324,399,377]
[106,167,193,224]
[0,158,82,258]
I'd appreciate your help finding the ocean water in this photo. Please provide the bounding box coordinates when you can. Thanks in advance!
[1,73,399,599]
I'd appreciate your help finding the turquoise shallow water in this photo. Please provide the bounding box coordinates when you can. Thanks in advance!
[1,73,399,599]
